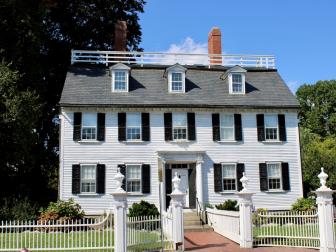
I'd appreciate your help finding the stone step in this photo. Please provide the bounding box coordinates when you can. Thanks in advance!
[184,219,202,226]
[184,215,201,221]
[184,224,213,232]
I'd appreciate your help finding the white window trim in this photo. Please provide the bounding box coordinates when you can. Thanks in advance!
[220,114,235,141]
[125,164,142,194]
[80,164,97,194]
[221,163,237,192]
[264,114,279,141]
[168,72,186,93]
[229,73,245,94]
[266,162,282,191]
[126,113,142,141]
[172,113,188,141]
[111,70,129,92]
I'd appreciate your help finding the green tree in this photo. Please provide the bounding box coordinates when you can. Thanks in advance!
[296,80,336,137]
[0,0,145,210]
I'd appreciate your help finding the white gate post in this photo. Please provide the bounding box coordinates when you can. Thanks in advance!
[236,172,254,248]
[314,168,335,252]
[170,172,186,251]
[111,168,128,252]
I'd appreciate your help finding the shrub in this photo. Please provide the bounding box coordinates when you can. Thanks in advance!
[0,197,39,220]
[204,203,214,209]
[128,200,159,217]
[38,198,84,222]
[291,197,316,211]
[252,208,267,225]
[215,200,239,211]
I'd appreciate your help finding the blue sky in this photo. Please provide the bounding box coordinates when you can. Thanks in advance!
[139,0,336,93]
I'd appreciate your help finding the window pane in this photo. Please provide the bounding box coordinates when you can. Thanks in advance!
[114,71,127,90]
[221,128,234,140]
[268,164,280,177]
[127,128,141,140]
[232,74,242,83]
[221,115,234,127]
[172,82,183,91]
[173,113,187,127]
[232,83,242,92]
[266,128,278,140]
[223,179,236,191]
[127,113,141,127]
[223,165,236,178]
[82,127,96,140]
[265,115,278,127]
[82,113,97,127]
[222,164,236,191]
[127,165,141,179]
[173,128,187,140]
[81,165,96,193]
[172,72,182,81]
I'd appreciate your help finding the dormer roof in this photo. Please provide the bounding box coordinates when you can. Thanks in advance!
[221,65,247,80]
[109,63,131,70]
[164,63,187,78]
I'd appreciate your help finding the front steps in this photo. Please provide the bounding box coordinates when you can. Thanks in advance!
[183,211,213,232]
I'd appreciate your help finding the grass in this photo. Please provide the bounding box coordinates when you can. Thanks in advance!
[0,229,173,251]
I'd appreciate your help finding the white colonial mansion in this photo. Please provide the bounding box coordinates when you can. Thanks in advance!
[58,26,303,215]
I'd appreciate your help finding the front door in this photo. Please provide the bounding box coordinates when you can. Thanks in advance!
[172,168,189,208]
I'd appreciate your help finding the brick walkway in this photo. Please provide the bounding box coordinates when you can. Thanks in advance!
[184,232,316,252]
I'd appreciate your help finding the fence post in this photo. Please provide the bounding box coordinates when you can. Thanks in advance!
[236,172,254,248]
[169,172,186,251]
[111,168,128,252]
[314,168,335,252]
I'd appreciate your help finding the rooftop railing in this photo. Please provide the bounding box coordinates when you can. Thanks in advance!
[71,50,276,69]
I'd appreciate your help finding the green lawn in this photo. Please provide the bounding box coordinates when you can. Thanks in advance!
[0,229,172,251]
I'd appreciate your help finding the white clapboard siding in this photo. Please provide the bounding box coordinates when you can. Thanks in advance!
[59,110,302,214]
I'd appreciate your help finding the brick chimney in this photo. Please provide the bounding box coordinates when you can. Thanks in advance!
[208,27,222,65]
[114,21,127,51]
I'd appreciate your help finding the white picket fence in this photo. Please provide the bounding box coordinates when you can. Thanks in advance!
[206,208,240,243]
[253,210,320,249]
[0,212,114,251]
[127,215,174,251]
[161,209,173,241]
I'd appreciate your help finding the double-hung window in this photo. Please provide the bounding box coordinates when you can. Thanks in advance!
[80,165,96,193]
[220,114,234,140]
[265,115,278,140]
[126,113,141,140]
[113,71,128,91]
[173,113,187,140]
[171,72,183,92]
[232,74,243,93]
[267,163,282,190]
[126,165,141,193]
[222,164,237,191]
[82,113,97,140]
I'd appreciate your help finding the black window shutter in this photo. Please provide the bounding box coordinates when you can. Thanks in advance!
[278,114,287,141]
[72,164,81,194]
[234,114,243,141]
[237,163,245,191]
[73,112,82,141]
[97,113,105,141]
[118,164,126,191]
[165,164,172,208]
[118,113,126,141]
[259,163,268,191]
[187,112,196,141]
[164,113,172,141]
[142,164,151,194]
[256,114,265,141]
[141,113,150,141]
[214,163,222,192]
[96,164,105,194]
[281,162,290,191]
[212,113,220,141]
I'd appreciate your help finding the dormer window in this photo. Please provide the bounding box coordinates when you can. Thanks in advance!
[110,63,130,92]
[165,64,187,93]
[223,66,247,94]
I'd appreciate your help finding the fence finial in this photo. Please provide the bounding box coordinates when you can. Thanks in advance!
[240,172,249,191]
[114,167,125,192]
[172,172,182,193]
[317,167,331,191]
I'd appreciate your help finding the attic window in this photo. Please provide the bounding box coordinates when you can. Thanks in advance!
[110,63,130,92]
[166,64,187,93]
[225,66,247,94]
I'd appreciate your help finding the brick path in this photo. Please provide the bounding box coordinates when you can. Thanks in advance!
[184,231,316,252]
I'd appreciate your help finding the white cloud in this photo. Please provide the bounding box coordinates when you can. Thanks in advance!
[159,37,209,65]
[287,80,300,94]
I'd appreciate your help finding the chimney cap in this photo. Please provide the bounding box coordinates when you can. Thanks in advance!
[208,27,221,37]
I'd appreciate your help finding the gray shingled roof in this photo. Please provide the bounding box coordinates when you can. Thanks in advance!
[59,65,299,108]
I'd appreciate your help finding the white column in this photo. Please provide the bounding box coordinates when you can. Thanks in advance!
[111,168,128,252]
[170,172,186,251]
[196,160,204,208]
[236,172,254,248]
[314,168,336,252]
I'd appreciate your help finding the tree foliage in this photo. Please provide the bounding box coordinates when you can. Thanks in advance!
[0,0,145,210]
[296,80,336,137]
